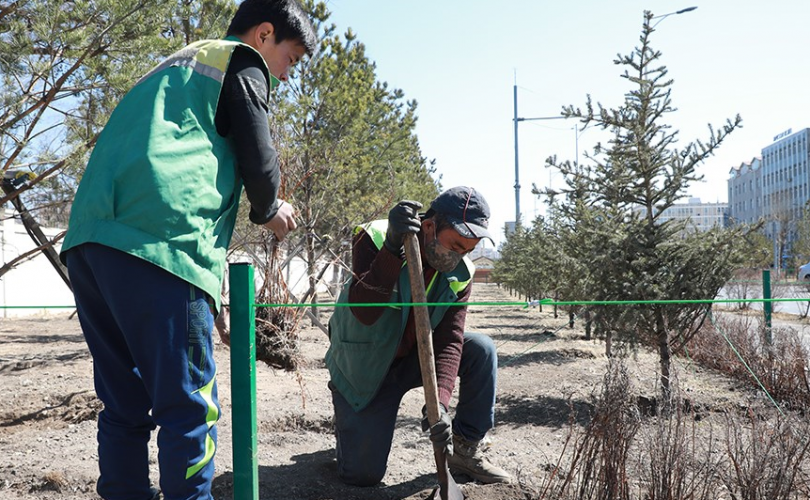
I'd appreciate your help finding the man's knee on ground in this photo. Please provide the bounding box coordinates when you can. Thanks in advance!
[338,466,386,487]
[465,332,497,363]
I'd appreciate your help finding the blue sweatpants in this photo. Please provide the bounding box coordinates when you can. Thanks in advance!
[66,243,219,500]
[330,332,498,486]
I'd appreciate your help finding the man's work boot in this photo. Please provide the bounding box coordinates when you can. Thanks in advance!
[447,434,511,484]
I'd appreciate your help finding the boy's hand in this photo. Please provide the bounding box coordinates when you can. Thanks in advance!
[264,200,297,241]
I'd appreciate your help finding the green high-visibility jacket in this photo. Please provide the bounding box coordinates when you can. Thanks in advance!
[61,38,270,310]
[325,220,474,411]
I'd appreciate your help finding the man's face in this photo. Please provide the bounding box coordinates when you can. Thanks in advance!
[433,225,480,255]
[422,219,480,273]
[257,36,306,84]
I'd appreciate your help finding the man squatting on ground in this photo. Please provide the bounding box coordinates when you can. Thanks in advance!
[59,1,317,499]
[326,186,512,486]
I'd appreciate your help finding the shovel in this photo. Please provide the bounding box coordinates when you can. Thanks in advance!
[403,233,465,500]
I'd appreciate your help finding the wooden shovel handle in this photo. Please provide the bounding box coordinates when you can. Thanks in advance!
[404,232,462,500]
[403,233,442,427]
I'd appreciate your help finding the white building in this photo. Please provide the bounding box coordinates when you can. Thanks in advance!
[727,157,762,226]
[0,208,74,317]
[634,198,728,233]
[726,128,810,264]
[760,128,810,243]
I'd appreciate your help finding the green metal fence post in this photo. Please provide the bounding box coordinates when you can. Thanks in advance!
[762,269,772,345]
[229,263,258,500]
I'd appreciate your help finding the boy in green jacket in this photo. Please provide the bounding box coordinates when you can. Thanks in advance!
[60,1,316,498]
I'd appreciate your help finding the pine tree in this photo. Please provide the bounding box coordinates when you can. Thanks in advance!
[0,0,234,228]
[254,1,438,315]
[793,207,810,270]
[545,11,751,402]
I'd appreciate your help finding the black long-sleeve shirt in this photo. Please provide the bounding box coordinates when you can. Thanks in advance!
[214,46,280,225]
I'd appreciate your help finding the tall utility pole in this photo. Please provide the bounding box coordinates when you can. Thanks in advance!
[512,83,520,224]
[512,7,697,227]
[512,81,566,226]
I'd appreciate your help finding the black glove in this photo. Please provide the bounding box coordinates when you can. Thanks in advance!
[421,404,452,451]
[384,200,423,256]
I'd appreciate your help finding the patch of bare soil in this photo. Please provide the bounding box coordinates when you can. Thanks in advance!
[0,284,773,499]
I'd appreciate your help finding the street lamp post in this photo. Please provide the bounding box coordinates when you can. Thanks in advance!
[651,6,697,28]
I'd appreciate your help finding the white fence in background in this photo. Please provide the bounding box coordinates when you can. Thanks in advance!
[1,208,74,318]
[1,209,343,318]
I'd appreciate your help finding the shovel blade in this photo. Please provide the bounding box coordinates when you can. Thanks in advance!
[429,447,464,500]
[428,471,464,500]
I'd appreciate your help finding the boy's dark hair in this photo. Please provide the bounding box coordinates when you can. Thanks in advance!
[227,0,318,56]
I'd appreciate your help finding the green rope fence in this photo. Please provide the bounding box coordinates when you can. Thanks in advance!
[257,296,810,308]
[5,264,809,499]
[4,297,810,310]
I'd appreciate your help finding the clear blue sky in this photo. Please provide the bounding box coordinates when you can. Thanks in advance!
[324,1,810,247]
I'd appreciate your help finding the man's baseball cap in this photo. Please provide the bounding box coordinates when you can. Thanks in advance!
[426,186,494,243]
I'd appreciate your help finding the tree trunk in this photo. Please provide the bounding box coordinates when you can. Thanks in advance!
[1,181,71,289]
[305,234,318,321]
[329,260,340,298]
[553,291,558,319]
[303,174,319,322]
[603,321,612,357]
[656,308,671,405]
[584,310,592,340]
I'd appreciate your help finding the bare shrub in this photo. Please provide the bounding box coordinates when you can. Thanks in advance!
[722,269,792,314]
[537,326,810,500]
[542,360,640,500]
[788,281,810,319]
[724,269,762,311]
[687,314,810,408]
[722,410,810,499]
[769,278,790,314]
[636,386,723,500]
[254,234,306,371]
[686,314,759,377]
[760,328,810,408]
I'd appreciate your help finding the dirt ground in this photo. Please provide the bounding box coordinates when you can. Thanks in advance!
[0,283,783,500]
